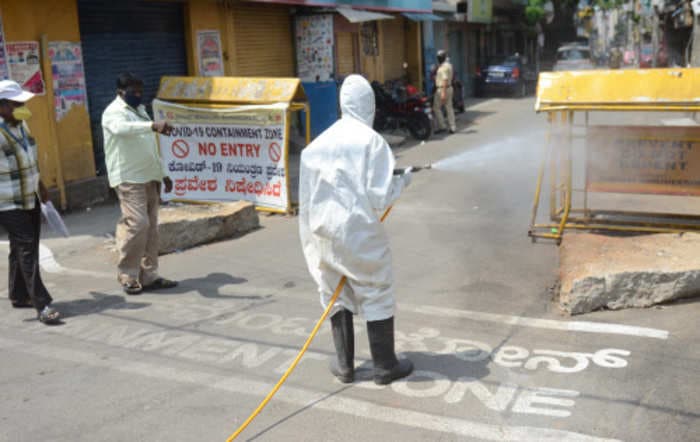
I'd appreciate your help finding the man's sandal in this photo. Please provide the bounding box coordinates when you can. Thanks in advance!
[142,278,178,292]
[38,306,61,325]
[122,280,143,295]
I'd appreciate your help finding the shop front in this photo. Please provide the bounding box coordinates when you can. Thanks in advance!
[246,0,431,137]
[77,0,189,175]
[0,0,98,208]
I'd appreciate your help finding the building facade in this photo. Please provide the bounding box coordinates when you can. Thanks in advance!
[0,0,434,205]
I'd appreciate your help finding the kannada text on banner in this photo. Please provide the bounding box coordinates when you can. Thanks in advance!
[587,126,700,196]
[153,100,289,211]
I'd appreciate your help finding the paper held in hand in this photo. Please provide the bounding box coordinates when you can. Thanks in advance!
[41,201,69,237]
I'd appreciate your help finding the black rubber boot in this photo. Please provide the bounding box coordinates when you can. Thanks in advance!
[367,317,414,385]
[329,309,354,383]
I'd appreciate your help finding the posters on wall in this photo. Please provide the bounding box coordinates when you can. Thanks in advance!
[295,15,334,82]
[153,99,290,211]
[0,14,9,80]
[197,30,224,77]
[7,41,45,94]
[48,41,88,121]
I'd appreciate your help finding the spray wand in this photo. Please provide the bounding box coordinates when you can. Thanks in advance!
[411,163,432,172]
[393,163,432,175]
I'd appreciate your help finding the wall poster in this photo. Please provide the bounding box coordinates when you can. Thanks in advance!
[7,41,45,94]
[295,15,334,82]
[48,41,88,120]
[197,30,225,77]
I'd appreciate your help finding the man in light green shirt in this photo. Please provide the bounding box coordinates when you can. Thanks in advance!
[102,73,177,295]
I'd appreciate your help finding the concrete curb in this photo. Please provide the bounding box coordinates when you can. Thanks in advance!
[559,233,700,314]
[158,201,259,255]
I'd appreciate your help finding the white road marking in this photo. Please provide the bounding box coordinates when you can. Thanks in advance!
[661,117,698,126]
[65,282,666,341]
[402,304,669,340]
[0,240,112,278]
[0,336,622,442]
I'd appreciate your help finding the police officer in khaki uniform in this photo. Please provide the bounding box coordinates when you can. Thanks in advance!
[433,50,456,134]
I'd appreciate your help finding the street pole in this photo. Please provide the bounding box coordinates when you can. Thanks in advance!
[602,10,608,56]
[652,8,659,67]
[536,22,543,75]
[636,20,642,68]
[628,10,634,52]
[693,12,700,66]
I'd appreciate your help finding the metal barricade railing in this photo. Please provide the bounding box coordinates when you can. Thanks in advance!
[529,68,700,244]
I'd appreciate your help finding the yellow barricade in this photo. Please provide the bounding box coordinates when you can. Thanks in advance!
[530,68,700,243]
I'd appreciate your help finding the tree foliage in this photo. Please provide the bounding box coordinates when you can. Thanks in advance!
[526,0,582,26]
[594,0,626,10]
[526,0,581,53]
[526,0,546,25]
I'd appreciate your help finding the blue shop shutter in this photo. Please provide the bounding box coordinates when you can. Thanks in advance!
[77,0,187,175]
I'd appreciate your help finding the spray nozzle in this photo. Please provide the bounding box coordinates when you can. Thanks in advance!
[412,164,432,172]
[394,164,432,175]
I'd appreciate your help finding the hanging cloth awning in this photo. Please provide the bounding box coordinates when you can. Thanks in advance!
[337,7,394,23]
[403,12,444,21]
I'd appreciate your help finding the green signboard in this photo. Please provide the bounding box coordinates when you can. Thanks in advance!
[468,0,492,24]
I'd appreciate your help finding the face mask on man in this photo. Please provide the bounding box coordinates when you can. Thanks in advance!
[123,92,142,109]
[12,106,32,121]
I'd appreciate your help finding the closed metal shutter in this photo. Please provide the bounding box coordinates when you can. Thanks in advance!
[336,32,356,77]
[449,29,465,87]
[233,5,294,77]
[382,17,406,81]
[434,22,448,52]
[78,0,187,174]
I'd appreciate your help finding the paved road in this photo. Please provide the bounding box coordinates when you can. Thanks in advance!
[1,98,698,442]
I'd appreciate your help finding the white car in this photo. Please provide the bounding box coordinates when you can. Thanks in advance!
[553,45,595,71]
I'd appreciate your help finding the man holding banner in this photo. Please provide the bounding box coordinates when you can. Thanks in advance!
[102,73,178,295]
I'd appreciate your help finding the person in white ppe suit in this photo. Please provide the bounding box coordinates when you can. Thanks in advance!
[299,75,413,385]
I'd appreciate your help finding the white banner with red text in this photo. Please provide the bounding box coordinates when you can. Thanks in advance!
[153,99,289,211]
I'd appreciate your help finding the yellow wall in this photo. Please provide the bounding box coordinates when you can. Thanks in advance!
[360,17,417,84]
[185,0,227,76]
[0,0,95,188]
[186,0,294,79]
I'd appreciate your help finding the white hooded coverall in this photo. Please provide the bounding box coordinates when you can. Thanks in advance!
[299,75,411,322]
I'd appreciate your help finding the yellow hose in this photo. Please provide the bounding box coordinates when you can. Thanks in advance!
[226,206,394,441]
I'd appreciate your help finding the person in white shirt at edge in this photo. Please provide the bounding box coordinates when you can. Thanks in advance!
[299,74,414,385]
[0,80,61,324]
[101,73,178,295]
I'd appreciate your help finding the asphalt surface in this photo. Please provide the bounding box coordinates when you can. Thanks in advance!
[0,97,698,442]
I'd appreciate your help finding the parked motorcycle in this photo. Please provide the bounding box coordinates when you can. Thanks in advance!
[452,76,465,113]
[371,80,433,141]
